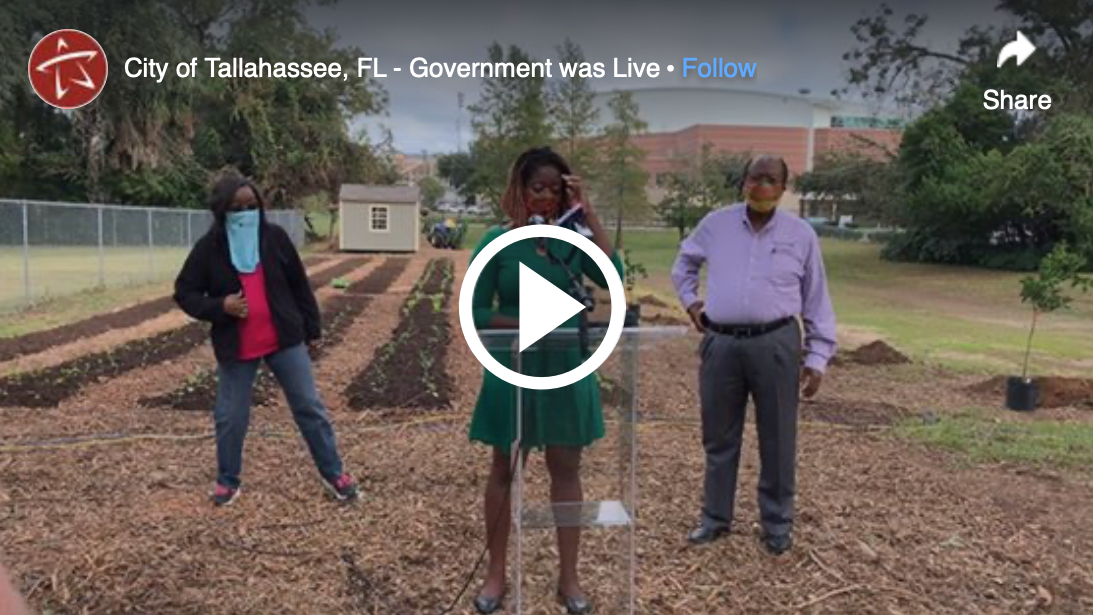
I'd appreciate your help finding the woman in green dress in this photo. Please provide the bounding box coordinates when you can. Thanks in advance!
[470,147,623,615]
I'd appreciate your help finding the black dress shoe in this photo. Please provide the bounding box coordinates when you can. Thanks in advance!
[687,525,729,545]
[557,590,593,614]
[473,592,504,614]
[762,532,793,555]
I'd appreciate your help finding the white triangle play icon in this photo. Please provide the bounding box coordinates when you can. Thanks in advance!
[519,262,586,353]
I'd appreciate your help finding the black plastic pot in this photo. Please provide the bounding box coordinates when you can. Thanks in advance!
[1005,376,1038,412]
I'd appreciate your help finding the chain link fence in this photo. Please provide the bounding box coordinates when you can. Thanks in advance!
[1,199,305,311]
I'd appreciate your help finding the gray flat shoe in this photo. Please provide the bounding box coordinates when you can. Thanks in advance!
[557,590,593,614]
[473,592,504,614]
[687,525,729,545]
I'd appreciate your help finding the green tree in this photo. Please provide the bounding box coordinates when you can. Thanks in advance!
[596,91,649,249]
[417,176,445,210]
[655,144,747,240]
[468,42,552,212]
[1,0,392,210]
[838,2,1085,112]
[793,149,901,226]
[436,151,478,202]
[1018,243,1092,378]
[548,38,600,175]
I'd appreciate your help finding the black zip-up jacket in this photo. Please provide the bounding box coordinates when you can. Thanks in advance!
[174,220,320,363]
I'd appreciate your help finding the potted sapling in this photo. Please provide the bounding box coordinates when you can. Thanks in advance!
[1010,243,1091,411]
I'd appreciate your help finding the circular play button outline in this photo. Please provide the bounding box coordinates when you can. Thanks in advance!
[458,224,625,390]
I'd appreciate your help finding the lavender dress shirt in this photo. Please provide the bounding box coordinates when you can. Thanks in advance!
[671,203,837,373]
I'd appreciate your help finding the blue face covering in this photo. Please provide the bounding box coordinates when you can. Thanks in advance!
[226,210,260,273]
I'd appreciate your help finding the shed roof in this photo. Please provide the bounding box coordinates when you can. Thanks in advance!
[340,184,420,204]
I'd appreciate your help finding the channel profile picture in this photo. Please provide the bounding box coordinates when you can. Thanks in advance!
[27,28,108,109]
[1,0,1092,613]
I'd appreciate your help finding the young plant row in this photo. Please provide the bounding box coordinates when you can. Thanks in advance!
[345,258,455,411]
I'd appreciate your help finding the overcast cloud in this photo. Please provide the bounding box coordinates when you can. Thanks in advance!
[306,0,1011,154]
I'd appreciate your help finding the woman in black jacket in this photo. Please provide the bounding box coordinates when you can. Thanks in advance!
[175,176,358,506]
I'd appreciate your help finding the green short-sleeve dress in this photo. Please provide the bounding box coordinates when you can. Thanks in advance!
[468,225,625,450]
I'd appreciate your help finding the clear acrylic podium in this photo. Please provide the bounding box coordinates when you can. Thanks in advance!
[477,325,687,614]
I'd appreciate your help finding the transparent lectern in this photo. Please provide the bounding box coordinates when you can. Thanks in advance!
[477,325,687,614]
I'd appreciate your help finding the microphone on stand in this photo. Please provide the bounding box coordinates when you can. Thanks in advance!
[527,210,595,357]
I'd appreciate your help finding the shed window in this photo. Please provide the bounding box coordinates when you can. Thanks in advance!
[370,205,390,232]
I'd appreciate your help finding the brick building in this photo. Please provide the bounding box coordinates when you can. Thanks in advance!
[591,87,905,215]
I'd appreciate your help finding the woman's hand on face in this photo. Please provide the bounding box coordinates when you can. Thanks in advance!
[562,175,593,217]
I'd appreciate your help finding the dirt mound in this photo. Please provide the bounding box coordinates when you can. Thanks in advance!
[642,312,689,327]
[638,294,670,308]
[967,375,1007,397]
[969,376,1093,408]
[845,341,911,366]
[1038,377,1093,408]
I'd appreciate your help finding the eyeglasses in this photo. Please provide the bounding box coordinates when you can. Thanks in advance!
[746,173,782,184]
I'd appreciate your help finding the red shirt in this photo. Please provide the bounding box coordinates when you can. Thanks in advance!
[237,264,280,360]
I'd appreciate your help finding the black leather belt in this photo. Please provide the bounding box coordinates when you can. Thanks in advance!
[702,315,794,338]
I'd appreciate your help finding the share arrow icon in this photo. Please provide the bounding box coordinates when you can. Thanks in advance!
[997,31,1036,68]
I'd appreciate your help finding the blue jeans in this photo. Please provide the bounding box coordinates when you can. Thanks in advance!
[213,343,344,489]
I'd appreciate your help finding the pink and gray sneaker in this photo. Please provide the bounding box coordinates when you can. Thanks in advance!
[323,473,360,501]
[211,484,240,507]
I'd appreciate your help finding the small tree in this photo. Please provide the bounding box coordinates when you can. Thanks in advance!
[1018,243,1092,379]
[597,91,649,250]
[621,250,648,297]
[417,176,445,210]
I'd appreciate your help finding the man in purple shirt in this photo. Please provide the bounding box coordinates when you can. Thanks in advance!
[671,154,837,555]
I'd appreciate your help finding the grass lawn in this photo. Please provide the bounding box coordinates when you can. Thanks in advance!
[896,410,1093,475]
[621,228,1093,376]
[0,247,189,312]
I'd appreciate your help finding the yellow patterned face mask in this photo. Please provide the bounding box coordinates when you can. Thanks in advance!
[745,181,783,213]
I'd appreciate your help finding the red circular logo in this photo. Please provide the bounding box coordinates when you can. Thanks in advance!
[27,29,108,110]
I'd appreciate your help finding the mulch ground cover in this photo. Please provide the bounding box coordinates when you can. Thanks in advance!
[345,258,454,411]
[2,252,1093,613]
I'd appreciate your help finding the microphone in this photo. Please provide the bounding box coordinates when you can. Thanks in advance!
[528,215,547,252]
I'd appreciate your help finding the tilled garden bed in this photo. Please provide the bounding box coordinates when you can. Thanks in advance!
[307,256,370,290]
[346,258,454,411]
[0,255,334,365]
[346,257,409,294]
[0,296,178,363]
[0,322,207,407]
[0,257,365,409]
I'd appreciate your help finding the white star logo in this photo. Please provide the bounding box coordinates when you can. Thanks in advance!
[34,37,99,101]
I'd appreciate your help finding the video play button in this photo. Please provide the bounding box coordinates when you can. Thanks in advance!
[518,263,587,352]
[458,224,626,390]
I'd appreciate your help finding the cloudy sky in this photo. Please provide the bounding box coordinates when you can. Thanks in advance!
[306,0,1010,154]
